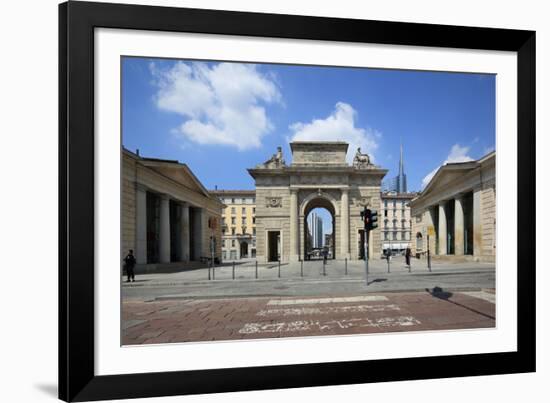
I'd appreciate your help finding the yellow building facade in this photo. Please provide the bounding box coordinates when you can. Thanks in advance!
[210,190,257,261]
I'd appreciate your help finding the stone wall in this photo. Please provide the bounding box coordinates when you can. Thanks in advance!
[122,155,137,259]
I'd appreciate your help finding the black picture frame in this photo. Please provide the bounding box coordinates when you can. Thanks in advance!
[59,1,536,401]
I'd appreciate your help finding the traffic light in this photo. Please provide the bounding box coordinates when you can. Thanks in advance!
[361,207,370,230]
[361,208,379,231]
[369,209,378,230]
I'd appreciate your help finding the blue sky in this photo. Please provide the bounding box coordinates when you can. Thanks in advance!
[122,57,495,238]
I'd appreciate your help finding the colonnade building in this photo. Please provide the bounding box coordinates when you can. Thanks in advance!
[410,152,495,262]
[122,149,223,272]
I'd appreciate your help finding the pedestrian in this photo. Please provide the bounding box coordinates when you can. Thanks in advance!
[405,246,411,268]
[123,249,136,282]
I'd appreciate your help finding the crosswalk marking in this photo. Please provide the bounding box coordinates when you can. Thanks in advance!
[257,304,401,317]
[460,291,496,304]
[267,296,388,306]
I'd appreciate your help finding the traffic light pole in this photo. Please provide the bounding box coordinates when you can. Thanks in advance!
[365,234,370,286]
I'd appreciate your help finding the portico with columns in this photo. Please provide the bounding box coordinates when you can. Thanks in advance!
[410,152,495,262]
[248,142,387,263]
[122,149,223,272]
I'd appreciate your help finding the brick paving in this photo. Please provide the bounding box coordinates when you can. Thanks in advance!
[122,289,495,345]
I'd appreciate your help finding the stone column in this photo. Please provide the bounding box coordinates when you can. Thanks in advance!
[159,194,171,263]
[193,208,204,260]
[340,188,350,259]
[135,184,147,264]
[180,202,190,261]
[473,188,482,256]
[454,197,464,255]
[289,189,299,262]
[438,202,447,255]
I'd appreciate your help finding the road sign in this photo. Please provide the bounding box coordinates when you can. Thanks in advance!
[427,226,435,237]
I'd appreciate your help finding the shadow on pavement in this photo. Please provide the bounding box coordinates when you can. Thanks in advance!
[426,286,495,320]
[367,278,387,286]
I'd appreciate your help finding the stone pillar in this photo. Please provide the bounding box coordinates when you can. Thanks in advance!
[193,208,203,260]
[135,185,147,264]
[340,188,350,259]
[289,189,299,262]
[454,197,464,255]
[438,202,447,255]
[180,202,190,261]
[159,194,171,263]
[473,188,482,256]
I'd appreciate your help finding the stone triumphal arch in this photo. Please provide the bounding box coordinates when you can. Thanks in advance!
[248,142,387,263]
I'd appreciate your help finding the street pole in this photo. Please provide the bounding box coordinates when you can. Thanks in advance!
[387,254,390,273]
[232,261,235,280]
[300,259,303,277]
[278,260,281,278]
[345,258,348,276]
[255,260,258,279]
[364,230,369,286]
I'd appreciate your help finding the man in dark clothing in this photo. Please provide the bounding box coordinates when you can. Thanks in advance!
[123,249,136,282]
[405,247,412,268]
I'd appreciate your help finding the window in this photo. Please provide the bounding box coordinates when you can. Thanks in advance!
[384,200,388,208]
[392,200,396,208]
[384,210,388,217]
[242,207,246,214]
[231,207,236,214]
[252,217,256,224]
[231,198,235,204]
[384,231,388,240]
[231,217,236,225]
[253,228,256,235]
[253,207,256,214]
[393,231,397,240]
[231,240,235,247]
[252,239,256,247]
[252,198,256,203]
[222,217,226,225]
[384,219,389,228]
[231,228,236,235]
[242,217,246,225]
[402,219,406,229]
[222,251,227,260]
[393,219,397,229]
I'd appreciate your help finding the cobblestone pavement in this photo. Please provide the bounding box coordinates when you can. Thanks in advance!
[122,289,495,345]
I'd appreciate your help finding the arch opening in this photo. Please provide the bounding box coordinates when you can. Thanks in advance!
[303,197,336,261]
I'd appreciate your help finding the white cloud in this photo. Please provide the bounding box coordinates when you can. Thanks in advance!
[421,144,474,189]
[150,61,281,150]
[289,102,380,163]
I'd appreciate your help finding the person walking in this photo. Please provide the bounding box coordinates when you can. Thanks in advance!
[405,246,412,268]
[123,249,136,282]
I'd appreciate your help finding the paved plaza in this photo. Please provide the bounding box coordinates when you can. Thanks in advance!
[122,257,495,300]
[122,258,495,344]
[122,289,495,345]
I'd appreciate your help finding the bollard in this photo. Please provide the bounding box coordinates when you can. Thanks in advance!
[387,257,390,273]
[232,261,235,280]
[208,260,211,281]
[255,260,258,279]
[212,263,215,280]
[278,260,281,278]
[300,260,303,277]
[345,258,348,275]
[409,261,411,273]
[323,259,326,276]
